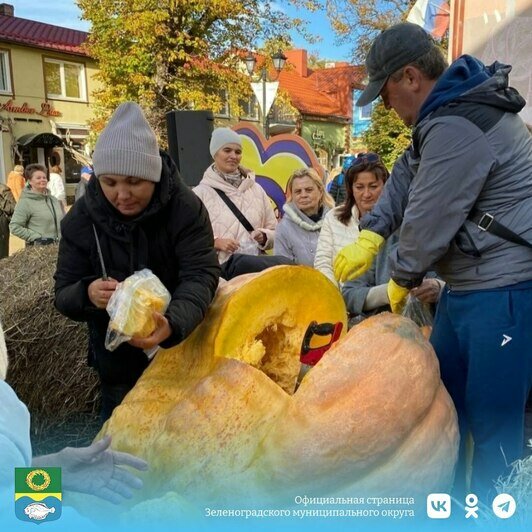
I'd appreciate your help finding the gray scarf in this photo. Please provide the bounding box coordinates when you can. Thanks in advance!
[213,164,243,188]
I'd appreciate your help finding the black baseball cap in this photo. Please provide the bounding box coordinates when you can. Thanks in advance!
[356,22,434,107]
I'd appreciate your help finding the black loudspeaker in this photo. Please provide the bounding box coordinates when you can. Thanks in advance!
[166,110,214,187]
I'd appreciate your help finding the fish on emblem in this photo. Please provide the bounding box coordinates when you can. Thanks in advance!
[24,502,56,520]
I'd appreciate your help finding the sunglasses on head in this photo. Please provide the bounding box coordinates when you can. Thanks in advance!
[351,153,380,168]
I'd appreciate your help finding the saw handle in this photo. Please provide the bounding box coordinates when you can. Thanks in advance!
[301,321,343,365]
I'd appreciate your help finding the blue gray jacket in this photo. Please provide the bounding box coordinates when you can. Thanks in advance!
[342,232,399,315]
[361,56,532,290]
[274,202,328,266]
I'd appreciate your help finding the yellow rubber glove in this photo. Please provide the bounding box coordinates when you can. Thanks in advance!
[334,229,385,283]
[387,279,410,314]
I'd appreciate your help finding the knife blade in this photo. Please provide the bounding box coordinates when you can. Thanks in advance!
[92,224,108,281]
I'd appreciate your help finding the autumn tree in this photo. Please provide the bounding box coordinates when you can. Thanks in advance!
[302,1,448,168]
[362,102,411,169]
[76,0,309,143]
[293,0,415,62]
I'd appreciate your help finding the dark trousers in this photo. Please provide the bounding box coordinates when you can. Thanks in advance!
[430,282,532,502]
[0,222,9,259]
[100,382,134,422]
[220,253,293,280]
[89,327,150,422]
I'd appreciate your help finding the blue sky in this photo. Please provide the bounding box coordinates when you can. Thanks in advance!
[10,0,354,62]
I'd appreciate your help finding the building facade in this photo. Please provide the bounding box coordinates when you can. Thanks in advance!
[214,49,365,170]
[0,3,98,199]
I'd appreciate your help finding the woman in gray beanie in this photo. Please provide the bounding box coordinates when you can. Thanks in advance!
[194,127,291,279]
[54,102,220,419]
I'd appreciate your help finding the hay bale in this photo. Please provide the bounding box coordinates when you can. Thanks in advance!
[0,245,100,443]
[495,452,532,525]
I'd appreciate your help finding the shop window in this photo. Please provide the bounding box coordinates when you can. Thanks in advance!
[44,58,87,101]
[0,50,12,94]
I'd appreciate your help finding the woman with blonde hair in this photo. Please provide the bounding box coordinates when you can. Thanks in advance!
[274,167,334,266]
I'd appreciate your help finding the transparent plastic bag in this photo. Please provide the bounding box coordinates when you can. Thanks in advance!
[402,294,433,339]
[105,269,171,351]
[238,237,259,255]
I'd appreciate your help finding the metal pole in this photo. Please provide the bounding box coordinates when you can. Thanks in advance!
[262,67,268,139]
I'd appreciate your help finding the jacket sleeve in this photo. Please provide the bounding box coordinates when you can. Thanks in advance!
[313,215,337,285]
[9,201,41,242]
[160,191,220,348]
[341,234,397,314]
[341,275,373,315]
[273,220,295,262]
[359,149,414,238]
[0,381,33,470]
[0,187,15,218]
[390,118,495,287]
[54,215,101,322]
[257,186,277,250]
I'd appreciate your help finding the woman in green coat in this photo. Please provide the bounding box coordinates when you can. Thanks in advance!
[9,164,63,245]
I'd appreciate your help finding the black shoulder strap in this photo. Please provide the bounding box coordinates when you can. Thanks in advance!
[212,188,254,233]
[468,208,532,249]
[412,101,532,249]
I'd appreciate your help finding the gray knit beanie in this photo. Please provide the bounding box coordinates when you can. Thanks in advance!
[209,127,242,158]
[92,102,162,183]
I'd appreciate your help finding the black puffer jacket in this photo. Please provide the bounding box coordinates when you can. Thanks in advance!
[54,152,220,385]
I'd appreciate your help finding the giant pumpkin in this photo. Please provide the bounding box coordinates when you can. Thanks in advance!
[101,266,458,507]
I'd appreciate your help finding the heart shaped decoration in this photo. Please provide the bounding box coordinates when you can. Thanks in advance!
[233,123,325,215]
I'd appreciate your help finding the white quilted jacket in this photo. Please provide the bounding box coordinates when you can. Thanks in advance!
[314,205,360,286]
[193,165,277,264]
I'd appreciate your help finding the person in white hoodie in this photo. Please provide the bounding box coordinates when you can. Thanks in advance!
[194,128,290,279]
[274,167,334,266]
[47,164,67,212]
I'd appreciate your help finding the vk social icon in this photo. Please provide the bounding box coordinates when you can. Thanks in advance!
[427,493,451,519]
[492,494,516,519]
[465,493,479,518]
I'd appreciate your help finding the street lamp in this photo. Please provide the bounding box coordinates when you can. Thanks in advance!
[245,50,287,139]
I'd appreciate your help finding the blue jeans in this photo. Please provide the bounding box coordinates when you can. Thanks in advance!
[430,281,532,502]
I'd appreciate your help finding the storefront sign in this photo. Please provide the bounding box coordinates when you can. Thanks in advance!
[0,99,62,117]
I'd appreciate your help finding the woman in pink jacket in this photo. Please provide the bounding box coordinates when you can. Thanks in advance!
[194,128,291,279]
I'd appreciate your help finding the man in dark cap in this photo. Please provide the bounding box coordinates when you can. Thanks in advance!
[334,22,532,501]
